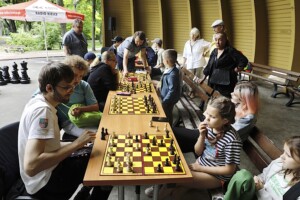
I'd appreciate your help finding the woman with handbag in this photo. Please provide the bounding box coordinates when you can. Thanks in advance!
[200,32,248,97]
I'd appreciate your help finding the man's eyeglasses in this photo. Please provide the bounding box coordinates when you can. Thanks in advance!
[56,85,75,92]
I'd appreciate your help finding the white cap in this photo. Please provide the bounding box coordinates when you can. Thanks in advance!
[211,19,224,27]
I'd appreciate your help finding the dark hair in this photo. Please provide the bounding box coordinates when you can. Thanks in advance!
[38,62,74,93]
[73,18,83,27]
[215,32,230,47]
[133,31,146,42]
[284,136,300,185]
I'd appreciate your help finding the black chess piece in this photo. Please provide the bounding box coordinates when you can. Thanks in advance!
[165,130,170,138]
[144,132,148,139]
[165,158,170,166]
[152,136,157,146]
[170,147,175,155]
[20,61,30,84]
[101,127,106,140]
[0,70,7,85]
[175,157,181,171]
[135,135,139,142]
[11,62,20,84]
[156,164,163,172]
[173,154,177,164]
[159,139,164,147]
[105,128,108,135]
[2,66,11,83]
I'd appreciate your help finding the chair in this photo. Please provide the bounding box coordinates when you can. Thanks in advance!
[0,122,38,200]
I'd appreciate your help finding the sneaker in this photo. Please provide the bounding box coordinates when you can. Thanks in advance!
[145,186,154,198]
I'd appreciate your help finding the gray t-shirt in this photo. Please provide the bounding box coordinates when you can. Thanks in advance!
[62,29,88,58]
[117,36,146,58]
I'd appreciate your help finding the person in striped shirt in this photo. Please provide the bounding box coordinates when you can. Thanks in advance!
[158,96,242,199]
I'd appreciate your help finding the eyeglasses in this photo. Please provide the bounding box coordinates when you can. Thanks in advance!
[56,85,75,92]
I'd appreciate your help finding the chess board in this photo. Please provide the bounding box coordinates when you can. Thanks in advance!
[109,96,159,115]
[117,82,152,93]
[100,134,186,176]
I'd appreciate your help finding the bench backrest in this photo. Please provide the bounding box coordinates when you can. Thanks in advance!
[243,127,282,172]
[249,62,300,83]
[181,67,221,102]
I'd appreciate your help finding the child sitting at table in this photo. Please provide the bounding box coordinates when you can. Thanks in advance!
[156,96,242,199]
[159,49,181,125]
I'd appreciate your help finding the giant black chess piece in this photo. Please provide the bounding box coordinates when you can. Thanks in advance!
[0,69,7,85]
[11,62,20,84]
[2,66,11,83]
[20,60,30,84]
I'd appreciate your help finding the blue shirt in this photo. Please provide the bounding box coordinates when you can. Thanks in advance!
[160,66,180,104]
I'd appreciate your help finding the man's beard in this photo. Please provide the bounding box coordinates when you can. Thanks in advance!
[53,89,70,104]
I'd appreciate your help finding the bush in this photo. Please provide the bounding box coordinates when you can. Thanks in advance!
[8,22,61,50]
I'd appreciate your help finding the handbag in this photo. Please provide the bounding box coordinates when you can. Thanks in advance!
[68,104,102,128]
[209,68,230,85]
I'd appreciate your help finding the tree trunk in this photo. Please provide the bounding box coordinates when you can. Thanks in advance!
[4,19,17,33]
[56,0,66,37]
[92,0,96,51]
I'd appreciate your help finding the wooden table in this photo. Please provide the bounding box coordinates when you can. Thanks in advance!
[84,87,192,199]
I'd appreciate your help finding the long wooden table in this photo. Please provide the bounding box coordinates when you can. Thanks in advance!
[84,83,192,199]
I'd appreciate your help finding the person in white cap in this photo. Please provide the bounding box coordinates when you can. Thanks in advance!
[181,27,210,98]
[207,19,226,54]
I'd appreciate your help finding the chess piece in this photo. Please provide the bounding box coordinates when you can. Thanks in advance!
[20,60,30,84]
[125,152,132,166]
[126,164,133,172]
[173,154,177,164]
[152,136,157,146]
[116,162,122,173]
[2,66,11,83]
[145,143,151,155]
[156,164,163,173]
[135,143,140,151]
[112,131,117,138]
[169,139,174,151]
[159,139,164,147]
[165,129,170,138]
[170,147,175,155]
[0,70,7,85]
[110,138,115,147]
[165,158,170,166]
[101,128,106,140]
[108,146,115,156]
[144,132,149,139]
[135,135,139,142]
[156,126,159,132]
[106,154,113,167]
[149,120,153,127]
[175,157,181,171]
[164,123,168,131]
[105,128,108,135]
[126,131,131,138]
[11,62,20,84]
[126,139,132,147]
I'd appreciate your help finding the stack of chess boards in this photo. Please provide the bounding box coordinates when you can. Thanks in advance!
[109,95,159,115]
[100,133,186,176]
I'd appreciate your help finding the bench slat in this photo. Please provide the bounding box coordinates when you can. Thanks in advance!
[180,96,201,127]
[250,62,300,77]
[175,100,194,129]
[251,68,298,82]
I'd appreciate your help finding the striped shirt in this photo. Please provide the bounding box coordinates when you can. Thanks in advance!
[197,127,242,181]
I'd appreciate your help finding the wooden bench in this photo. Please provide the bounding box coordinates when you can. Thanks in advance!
[286,86,300,107]
[4,45,25,53]
[240,62,300,98]
[174,67,220,128]
[209,127,282,199]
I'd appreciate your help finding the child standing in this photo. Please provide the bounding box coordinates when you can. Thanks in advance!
[160,49,181,125]
[157,96,242,199]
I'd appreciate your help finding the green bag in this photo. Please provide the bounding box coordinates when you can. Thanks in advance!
[68,104,102,128]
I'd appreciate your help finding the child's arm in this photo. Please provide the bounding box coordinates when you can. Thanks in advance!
[189,163,237,176]
[194,122,207,156]
[162,72,179,104]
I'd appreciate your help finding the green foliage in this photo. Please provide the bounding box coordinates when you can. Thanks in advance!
[8,23,61,50]
[63,0,102,39]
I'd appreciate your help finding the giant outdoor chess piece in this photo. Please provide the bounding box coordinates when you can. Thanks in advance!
[2,66,11,83]
[0,69,7,85]
[11,62,20,84]
[20,61,30,84]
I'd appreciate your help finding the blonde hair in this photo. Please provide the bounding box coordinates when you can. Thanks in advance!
[190,27,200,40]
[64,55,89,76]
[233,81,259,114]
